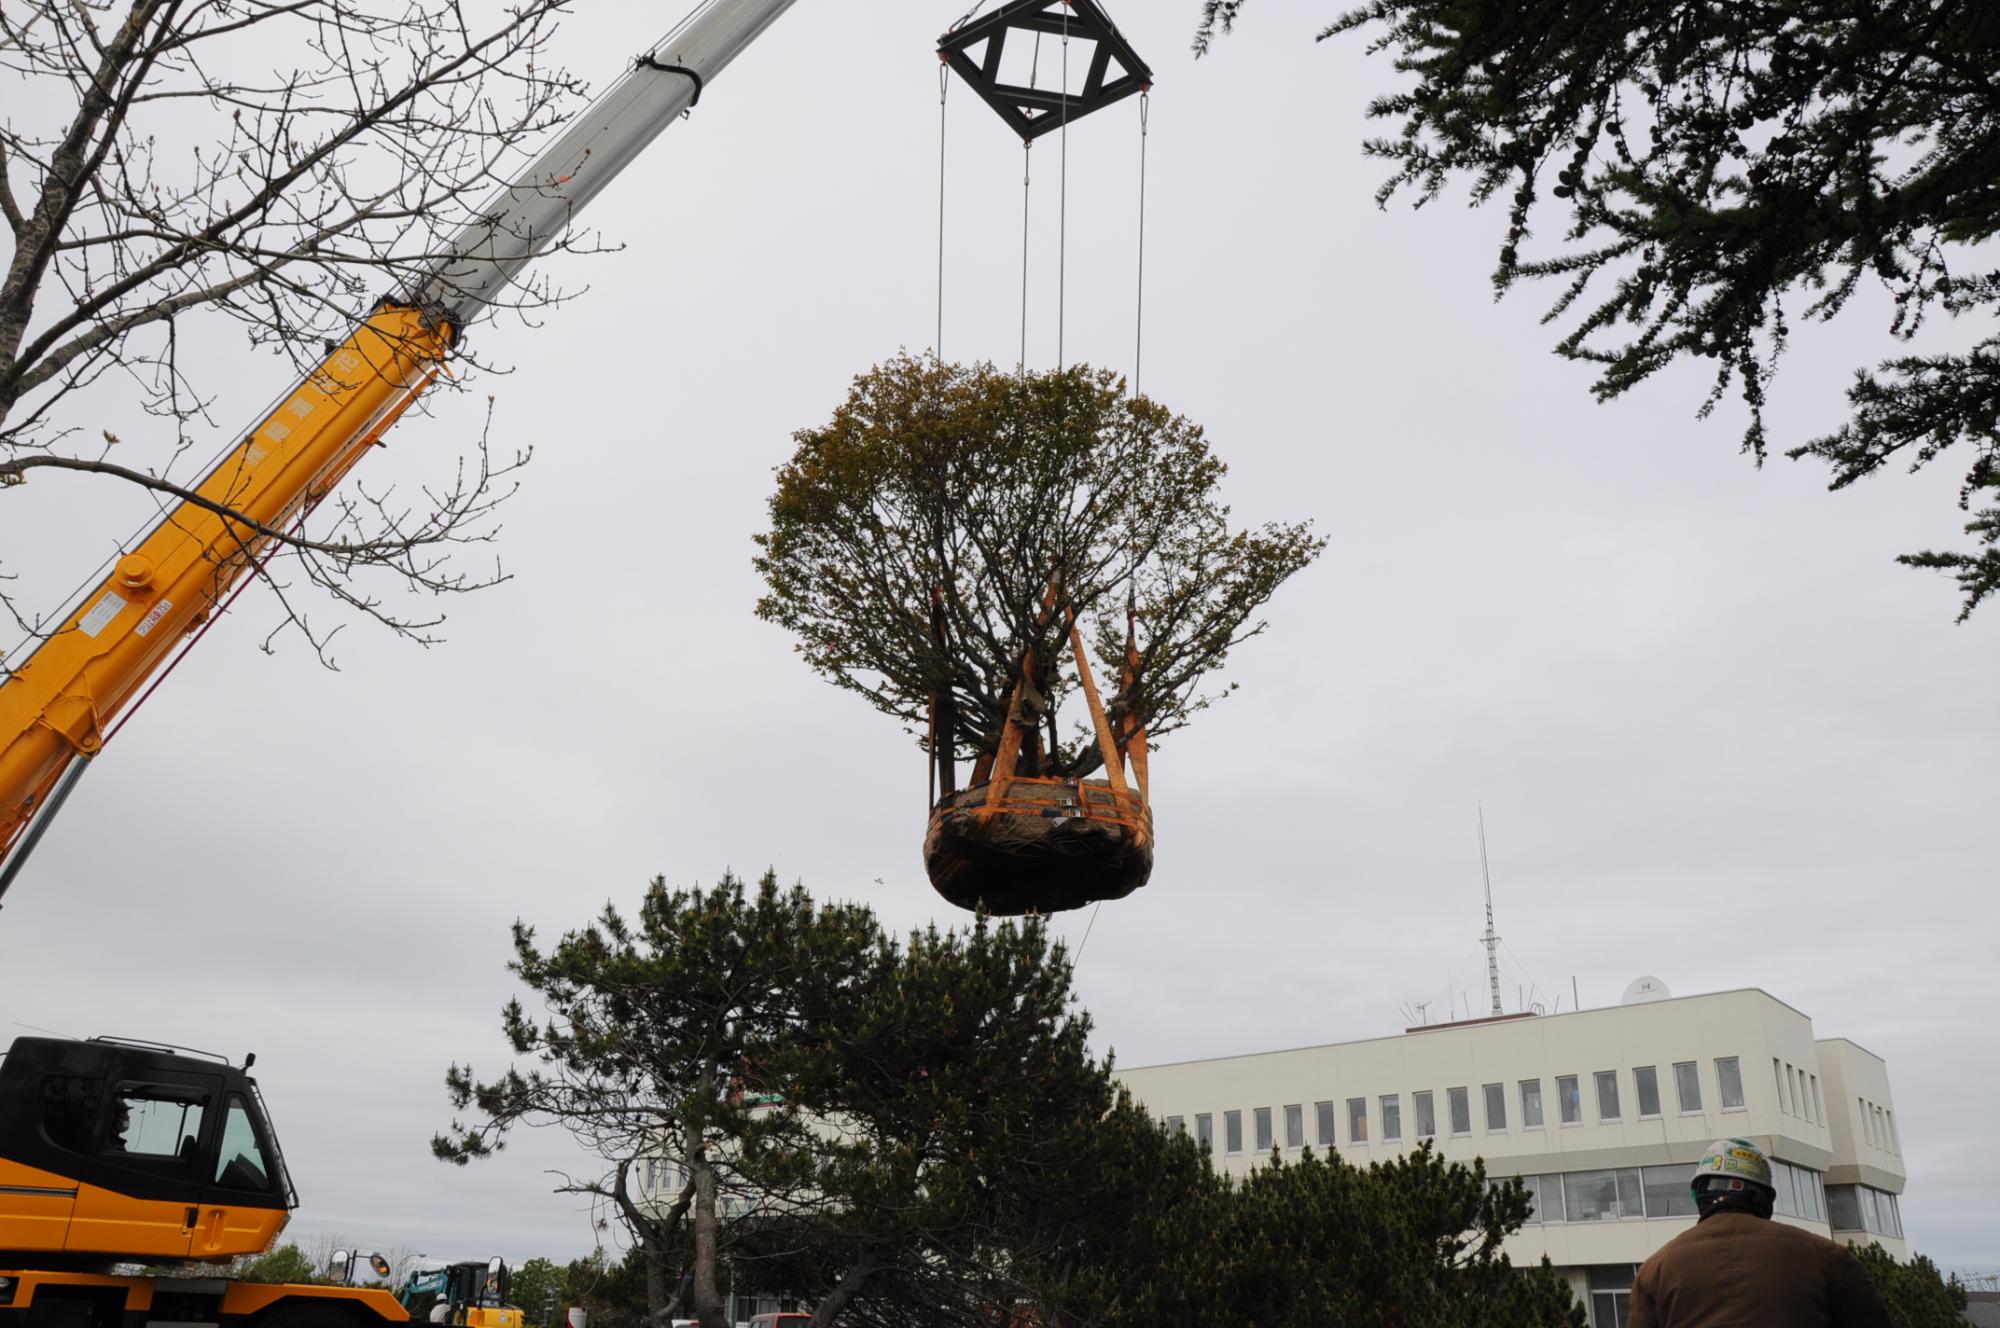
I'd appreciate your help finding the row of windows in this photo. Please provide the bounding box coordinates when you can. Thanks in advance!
[1828,1183,1903,1237]
[1162,1057,1748,1153]
[1490,1158,1827,1226]
[1857,1095,1899,1155]
[1772,1057,1826,1127]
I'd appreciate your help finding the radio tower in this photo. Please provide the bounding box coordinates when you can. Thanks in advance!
[1479,805,1502,1017]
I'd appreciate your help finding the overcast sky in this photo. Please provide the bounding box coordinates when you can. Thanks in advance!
[2,0,1993,1281]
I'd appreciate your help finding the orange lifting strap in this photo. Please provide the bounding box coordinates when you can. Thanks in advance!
[923,578,1153,915]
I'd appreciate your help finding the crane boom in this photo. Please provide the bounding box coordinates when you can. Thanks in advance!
[0,0,803,894]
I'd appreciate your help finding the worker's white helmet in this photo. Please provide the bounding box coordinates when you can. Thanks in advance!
[1692,1137,1774,1193]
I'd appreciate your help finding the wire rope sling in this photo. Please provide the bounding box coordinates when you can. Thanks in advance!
[926,1,1154,915]
[756,2,1318,917]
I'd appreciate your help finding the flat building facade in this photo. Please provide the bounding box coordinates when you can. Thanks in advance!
[1116,987,1906,1326]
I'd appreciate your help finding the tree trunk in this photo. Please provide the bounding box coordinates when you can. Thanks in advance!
[641,1228,671,1328]
[809,1250,875,1328]
[691,1151,724,1328]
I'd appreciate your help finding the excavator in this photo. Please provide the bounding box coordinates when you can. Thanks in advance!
[0,1,808,1326]
[394,1259,522,1328]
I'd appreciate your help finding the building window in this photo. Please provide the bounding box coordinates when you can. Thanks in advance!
[1557,1075,1582,1125]
[1772,1160,1800,1218]
[1769,1160,1829,1223]
[1716,1056,1744,1110]
[1775,1059,1788,1114]
[1225,1110,1243,1153]
[1535,1173,1566,1222]
[1254,1106,1273,1152]
[1165,1115,1183,1137]
[1595,1070,1622,1122]
[1859,1099,1873,1147]
[1673,1061,1702,1114]
[1380,1094,1401,1143]
[1884,1108,1897,1153]
[1413,1091,1435,1140]
[1588,1264,1636,1328]
[1827,1184,1862,1231]
[1799,1068,1812,1123]
[1520,1078,1544,1129]
[1813,1077,1827,1127]
[1315,1099,1336,1146]
[1284,1103,1304,1149]
[1634,1065,1662,1119]
[1448,1086,1471,1136]
[1564,1169,1644,1222]
[1483,1082,1507,1133]
[1642,1164,1697,1218]
[1196,1113,1213,1150]
[1348,1097,1368,1144]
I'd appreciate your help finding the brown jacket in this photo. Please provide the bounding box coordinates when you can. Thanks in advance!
[1629,1211,1893,1328]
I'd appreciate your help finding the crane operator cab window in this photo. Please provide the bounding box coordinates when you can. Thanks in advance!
[105,1083,206,1159]
[214,1094,274,1192]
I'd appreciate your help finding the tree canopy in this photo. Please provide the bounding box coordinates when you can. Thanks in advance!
[442,872,1588,1328]
[1037,1131,1583,1327]
[434,871,881,1328]
[754,355,1323,776]
[1197,0,2000,618]
[1850,1243,1969,1328]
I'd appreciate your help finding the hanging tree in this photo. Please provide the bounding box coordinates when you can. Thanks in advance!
[755,355,1323,912]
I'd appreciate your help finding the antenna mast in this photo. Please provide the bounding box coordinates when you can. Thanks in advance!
[1479,805,1502,1017]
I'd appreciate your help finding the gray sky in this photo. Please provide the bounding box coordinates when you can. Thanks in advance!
[1,0,1993,1279]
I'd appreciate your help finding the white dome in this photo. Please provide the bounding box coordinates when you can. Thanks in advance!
[1621,975,1672,1004]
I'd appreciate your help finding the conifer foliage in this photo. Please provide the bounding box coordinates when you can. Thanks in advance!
[1850,1243,1969,1328]
[754,355,1323,775]
[1197,1,2000,618]
[439,874,1586,1327]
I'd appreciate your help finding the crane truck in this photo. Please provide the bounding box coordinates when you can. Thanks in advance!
[0,2,800,1326]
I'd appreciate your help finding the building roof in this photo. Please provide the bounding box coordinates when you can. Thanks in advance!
[1122,986,1812,1073]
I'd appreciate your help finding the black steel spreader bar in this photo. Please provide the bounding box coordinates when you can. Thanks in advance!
[938,0,1152,143]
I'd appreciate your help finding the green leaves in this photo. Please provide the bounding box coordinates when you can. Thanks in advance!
[1037,1138,1583,1327]
[754,355,1323,771]
[1850,1243,1969,1328]
[446,878,1583,1327]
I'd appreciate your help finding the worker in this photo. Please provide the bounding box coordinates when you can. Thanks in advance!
[1628,1137,1892,1328]
[105,1101,131,1153]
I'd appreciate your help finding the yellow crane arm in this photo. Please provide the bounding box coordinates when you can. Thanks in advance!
[0,0,805,896]
[0,308,449,868]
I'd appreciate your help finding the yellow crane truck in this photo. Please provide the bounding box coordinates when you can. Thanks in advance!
[0,1036,402,1328]
[0,0,806,1324]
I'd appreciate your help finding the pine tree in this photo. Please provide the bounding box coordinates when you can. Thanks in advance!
[1850,1243,1969,1328]
[1197,1,2000,618]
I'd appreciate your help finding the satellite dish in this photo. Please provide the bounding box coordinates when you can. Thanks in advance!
[1621,975,1671,1004]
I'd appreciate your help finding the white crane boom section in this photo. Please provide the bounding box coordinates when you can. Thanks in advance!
[412,0,803,325]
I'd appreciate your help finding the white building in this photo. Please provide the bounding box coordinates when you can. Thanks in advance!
[1116,986,1907,1326]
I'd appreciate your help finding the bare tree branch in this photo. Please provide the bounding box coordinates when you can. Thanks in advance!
[0,0,596,656]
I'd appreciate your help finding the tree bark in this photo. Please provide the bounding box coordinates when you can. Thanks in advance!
[691,1057,725,1328]
[808,1249,875,1328]
[691,1150,723,1328]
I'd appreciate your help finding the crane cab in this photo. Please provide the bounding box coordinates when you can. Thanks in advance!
[0,1037,294,1266]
